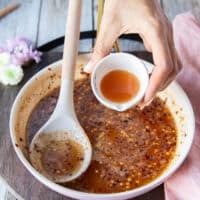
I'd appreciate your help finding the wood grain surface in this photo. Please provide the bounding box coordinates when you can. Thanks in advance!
[0,0,200,48]
[0,0,41,46]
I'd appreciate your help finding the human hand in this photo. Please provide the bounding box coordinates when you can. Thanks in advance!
[84,0,182,108]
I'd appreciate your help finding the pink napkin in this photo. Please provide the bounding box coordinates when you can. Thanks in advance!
[164,12,200,200]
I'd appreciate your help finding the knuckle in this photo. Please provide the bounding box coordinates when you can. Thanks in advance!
[93,43,107,58]
[160,62,173,74]
[159,67,168,75]
[161,61,182,77]
[148,17,164,35]
[148,15,170,37]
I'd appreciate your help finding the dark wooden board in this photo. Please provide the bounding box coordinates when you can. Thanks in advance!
[0,52,164,200]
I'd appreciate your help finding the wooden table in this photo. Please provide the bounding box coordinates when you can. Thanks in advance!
[0,0,200,199]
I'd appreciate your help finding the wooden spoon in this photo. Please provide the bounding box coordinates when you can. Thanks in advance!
[29,0,92,183]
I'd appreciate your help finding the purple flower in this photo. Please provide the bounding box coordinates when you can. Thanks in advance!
[0,46,6,53]
[0,37,42,65]
[29,49,43,63]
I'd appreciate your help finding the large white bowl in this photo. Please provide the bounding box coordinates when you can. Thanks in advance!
[9,54,195,200]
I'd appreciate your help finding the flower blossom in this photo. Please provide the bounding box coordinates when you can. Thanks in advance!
[0,37,42,86]
[4,37,42,65]
[0,63,23,85]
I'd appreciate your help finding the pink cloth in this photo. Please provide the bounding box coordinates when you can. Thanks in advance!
[164,12,200,200]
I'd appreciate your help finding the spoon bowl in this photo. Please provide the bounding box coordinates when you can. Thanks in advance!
[29,112,92,183]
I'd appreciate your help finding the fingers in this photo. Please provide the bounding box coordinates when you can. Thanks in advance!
[140,22,173,108]
[140,20,182,109]
[84,11,120,73]
[160,25,182,90]
[140,33,152,52]
[160,51,182,90]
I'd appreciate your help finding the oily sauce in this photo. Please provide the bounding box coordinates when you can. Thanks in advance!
[28,77,177,193]
[100,70,140,103]
[41,138,84,177]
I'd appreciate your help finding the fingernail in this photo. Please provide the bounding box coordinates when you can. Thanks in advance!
[139,98,153,110]
[146,98,154,106]
[139,103,145,110]
[84,61,93,73]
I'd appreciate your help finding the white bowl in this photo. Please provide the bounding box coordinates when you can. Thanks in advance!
[91,53,149,111]
[9,54,195,200]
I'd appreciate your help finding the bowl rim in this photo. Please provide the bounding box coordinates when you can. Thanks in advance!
[91,52,149,111]
[9,57,195,199]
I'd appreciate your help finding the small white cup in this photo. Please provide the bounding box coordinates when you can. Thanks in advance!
[91,53,149,111]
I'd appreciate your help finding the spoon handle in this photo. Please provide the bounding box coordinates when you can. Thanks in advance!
[56,0,82,116]
[62,0,82,80]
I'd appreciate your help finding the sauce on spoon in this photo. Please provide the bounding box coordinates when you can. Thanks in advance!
[40,136,84,177]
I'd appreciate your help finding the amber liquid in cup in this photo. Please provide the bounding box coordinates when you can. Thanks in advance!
[100,70,140,103]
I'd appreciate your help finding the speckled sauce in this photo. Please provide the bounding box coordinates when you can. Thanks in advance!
[27,77,177,193]
[40,138,84,177]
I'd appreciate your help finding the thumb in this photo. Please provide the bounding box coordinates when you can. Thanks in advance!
[84,19,119,73]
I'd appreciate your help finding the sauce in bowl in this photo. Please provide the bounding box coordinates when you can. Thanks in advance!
[28,77,177,193]
[100,70,140,103]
